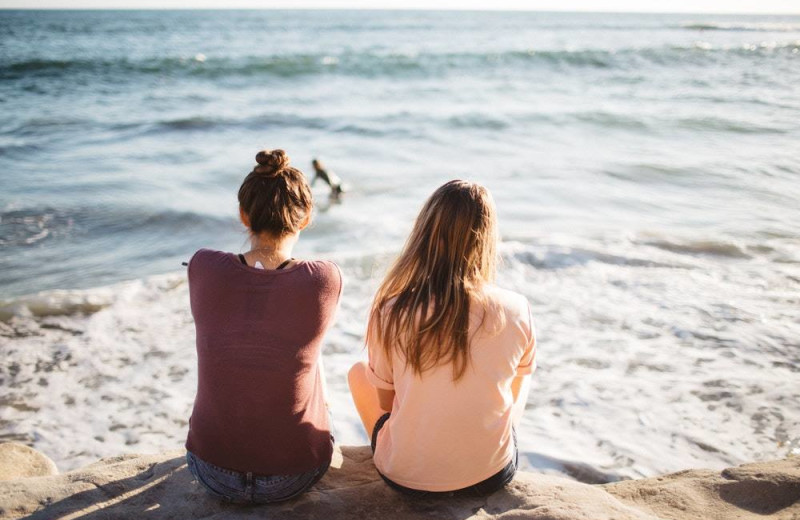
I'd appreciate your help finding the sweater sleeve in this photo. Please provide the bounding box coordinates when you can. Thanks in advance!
[366,321,395,390]
[516,301,537,376]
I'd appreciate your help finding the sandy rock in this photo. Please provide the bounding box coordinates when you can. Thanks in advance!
[0,443,58,482]
[605,457,800,520]
[0,446,797,520]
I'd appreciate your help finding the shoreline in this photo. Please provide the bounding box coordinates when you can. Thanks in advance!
[1,259,798,479]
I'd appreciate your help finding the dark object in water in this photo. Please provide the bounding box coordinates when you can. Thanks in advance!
[312,158,344,201]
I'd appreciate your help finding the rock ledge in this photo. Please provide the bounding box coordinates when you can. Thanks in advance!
[0,446,798,520]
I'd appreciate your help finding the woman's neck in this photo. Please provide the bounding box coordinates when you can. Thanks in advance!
[246,233,297,267]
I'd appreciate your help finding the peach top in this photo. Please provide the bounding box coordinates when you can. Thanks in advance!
[367,286,536,492]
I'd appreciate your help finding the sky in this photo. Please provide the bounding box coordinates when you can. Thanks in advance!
[1,0,799,13]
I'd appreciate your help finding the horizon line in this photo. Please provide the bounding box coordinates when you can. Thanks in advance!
[2,7,800,15]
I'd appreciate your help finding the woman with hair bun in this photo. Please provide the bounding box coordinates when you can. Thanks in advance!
[185,149,342,504]
[348,180,536,496]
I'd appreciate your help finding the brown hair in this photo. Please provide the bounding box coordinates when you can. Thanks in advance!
[367,180,499,381]
[237,149,313,236]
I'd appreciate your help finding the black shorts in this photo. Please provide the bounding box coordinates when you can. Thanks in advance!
[370,412,518,497]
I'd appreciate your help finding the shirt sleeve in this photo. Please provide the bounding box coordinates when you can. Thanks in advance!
[331,261,344,301]
[186,248,207,278]
[366,321,395,390]
[516,302,537,376]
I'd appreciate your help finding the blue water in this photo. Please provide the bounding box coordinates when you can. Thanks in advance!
[2,10,799,297]
[2,10,800,476]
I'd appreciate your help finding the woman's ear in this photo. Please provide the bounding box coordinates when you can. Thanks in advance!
[299,212,312,231]
[239,206,251,229]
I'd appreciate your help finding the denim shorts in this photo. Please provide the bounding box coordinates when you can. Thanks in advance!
[186,448,331,504]
[370,412,518,497]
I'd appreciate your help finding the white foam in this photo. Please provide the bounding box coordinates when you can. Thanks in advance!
[1,237,799,481]
[0,288,116,322]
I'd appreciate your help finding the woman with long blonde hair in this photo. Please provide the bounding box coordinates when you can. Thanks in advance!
[348,180,536,496]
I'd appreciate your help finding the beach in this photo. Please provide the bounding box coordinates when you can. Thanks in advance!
[1,9,800,481]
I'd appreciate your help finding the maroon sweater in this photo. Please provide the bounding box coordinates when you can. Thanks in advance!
[185,249,341,475]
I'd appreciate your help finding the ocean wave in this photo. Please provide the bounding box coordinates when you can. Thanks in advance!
[123,109,633,138]
[0,272,187,323]
[154,116,220,131]
[0,140,42,158]
[568,111,788,136]
[675,116,788,134]
[570,111,650,130]
[681,22,800,32]
[144,113,369,137]
[501,234,788,271]
[123,111,509,138]
[21,100,787,142]
[0,287,115,322]
[4,42,798,82]
[0,206,232,248]
[502,241,691,271]
[639,238,752,259]
[446,112,511,130]
[5,116,92,136]
[0,208,75,247]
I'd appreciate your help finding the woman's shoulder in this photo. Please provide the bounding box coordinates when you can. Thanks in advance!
[301,259,343,295]
[301,258,339,276]
[185,250,239,293]
[192,248,228,259]
[479,285,535,345]
[303,258,339,270]
[481,285,530,316]
[188,248,232,270]
[188,248,240,272]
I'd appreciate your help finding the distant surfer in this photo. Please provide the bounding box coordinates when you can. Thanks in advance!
[311,158,344,201]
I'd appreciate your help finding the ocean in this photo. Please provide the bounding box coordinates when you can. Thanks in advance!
[1,9,799,481]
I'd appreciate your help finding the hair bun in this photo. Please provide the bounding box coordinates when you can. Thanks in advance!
[254,149,290,176]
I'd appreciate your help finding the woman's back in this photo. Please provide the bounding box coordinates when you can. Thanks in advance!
[349,179,535,495]
[186,250,341,475]
[184,149,341,504]
[367,285,535,492]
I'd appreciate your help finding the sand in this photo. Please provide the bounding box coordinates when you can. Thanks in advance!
[0,444,797,520]
[0,443,57,482]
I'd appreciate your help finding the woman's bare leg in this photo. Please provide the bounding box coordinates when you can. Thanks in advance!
[348,361,387,439]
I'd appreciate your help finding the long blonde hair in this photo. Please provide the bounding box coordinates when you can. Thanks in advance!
[368,180,499,381]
